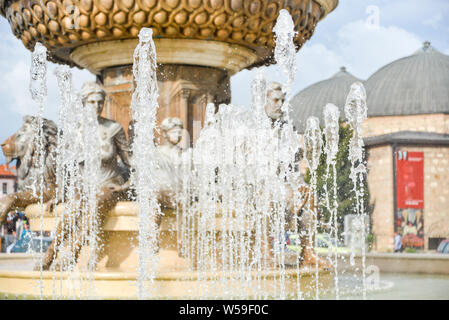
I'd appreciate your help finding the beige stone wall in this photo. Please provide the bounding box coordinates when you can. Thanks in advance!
[367,144,449,252]
[363,113,449,138]
[367,145,395,252]
[297,116,449,252]
[399,146,449,249]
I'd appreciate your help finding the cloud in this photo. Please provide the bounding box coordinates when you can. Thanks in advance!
[231,17,422,107]
[422,13,443,29]
[0,19,94,163]
[335,20,422,79]
[0,61,33,115]
[378,0,449,30]
[0,20,94,121]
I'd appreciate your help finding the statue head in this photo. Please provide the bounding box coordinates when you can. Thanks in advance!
[1,116,58,190]
[265,82,285,121]
[81,81,106,117]
[160,117,183,146]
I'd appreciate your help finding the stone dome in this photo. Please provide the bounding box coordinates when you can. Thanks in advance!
[366,41,449,117]
[290,66,361,132]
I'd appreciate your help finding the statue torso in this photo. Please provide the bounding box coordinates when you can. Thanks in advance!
[96,117,125,185]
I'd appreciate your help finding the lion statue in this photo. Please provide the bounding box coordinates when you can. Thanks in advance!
[0,114,133,270]
[0,116,58,225]
[0,114,179,271]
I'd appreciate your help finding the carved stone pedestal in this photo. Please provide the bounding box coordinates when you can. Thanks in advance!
[101,63,231,145]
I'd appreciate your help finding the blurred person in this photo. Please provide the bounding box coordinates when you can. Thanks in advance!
[4,211,17,253]
[11,221,32,253]
[394,232,403,253]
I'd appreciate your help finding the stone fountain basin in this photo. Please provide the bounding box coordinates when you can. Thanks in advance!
[0,267,331,299]
[0,202,332,299]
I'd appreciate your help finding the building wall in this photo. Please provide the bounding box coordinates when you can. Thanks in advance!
[363,113,449,137]
[400,145,449,249]
[0,177,15,199]
[367,144,449,252]
[366,145,395,252]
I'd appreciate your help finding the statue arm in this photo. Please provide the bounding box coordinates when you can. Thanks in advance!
[114,126,132,167]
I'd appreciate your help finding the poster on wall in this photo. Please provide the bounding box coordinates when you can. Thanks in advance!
[395,151,424,249]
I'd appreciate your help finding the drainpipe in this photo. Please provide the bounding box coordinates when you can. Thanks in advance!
[392,143,398,236]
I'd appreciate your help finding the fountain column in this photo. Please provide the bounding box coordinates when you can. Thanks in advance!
[100,63,231,143]
[71,40,247,144]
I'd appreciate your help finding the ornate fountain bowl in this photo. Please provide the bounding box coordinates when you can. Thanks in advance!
[1,0,337,73]
[1,0,338,144]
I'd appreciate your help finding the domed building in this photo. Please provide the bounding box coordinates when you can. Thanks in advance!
[364,41,449,252]
[363,41,449,137]
[290,66,361,132]
[292,41,449,252]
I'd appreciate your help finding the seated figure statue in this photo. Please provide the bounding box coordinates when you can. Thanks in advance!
[158,117,184,166]
[85,81,131,187]
[40,81,132,270]
[265,81,329,269]
[152,117,186,209]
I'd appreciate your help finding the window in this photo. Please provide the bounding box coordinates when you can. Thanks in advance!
[2,183,7,194]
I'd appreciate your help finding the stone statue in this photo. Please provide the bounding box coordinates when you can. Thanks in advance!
[158,117,184,166]
[151,117,186,209]
[82,81,131,188]
[265,81,329,269]
[0,116,58,225]
[0,85,182,270]
[40,81,133,270]
[128,115,186,209]
[265,82,285,123]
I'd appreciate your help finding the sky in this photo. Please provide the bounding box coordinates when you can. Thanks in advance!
[0,0,448,163]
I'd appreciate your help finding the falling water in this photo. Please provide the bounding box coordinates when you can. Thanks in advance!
[17,9,373,300]
[29,42,47,299]
[182,60,304,298]
[53,66,101,298]
[273,8,297,114]
[303,117,322,299]
[174,10,325,299]
[78,93,101,298]
[53,65,77,298]
[130,28,162,300]
[273,10,302,299]
[323,103,340,299]
[344,82,368,299]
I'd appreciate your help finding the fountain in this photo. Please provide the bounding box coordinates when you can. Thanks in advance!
[0,1,360,300]
[1,0,338,141]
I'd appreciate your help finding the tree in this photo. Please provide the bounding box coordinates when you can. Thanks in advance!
[305,121,373,238]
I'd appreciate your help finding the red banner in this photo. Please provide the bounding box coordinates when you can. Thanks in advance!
[396,151,424,209]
